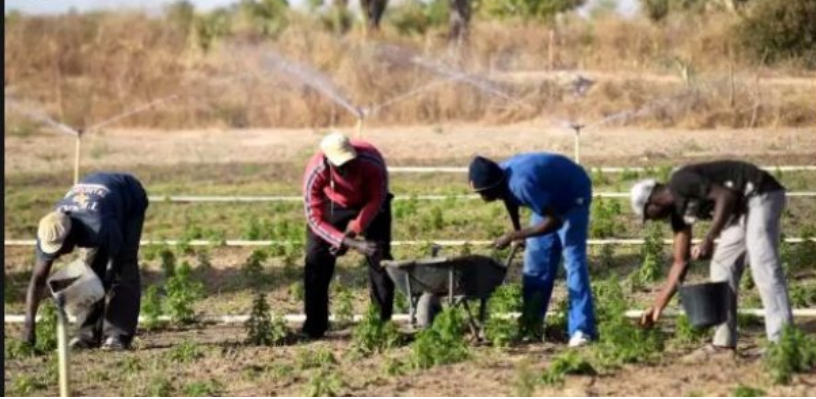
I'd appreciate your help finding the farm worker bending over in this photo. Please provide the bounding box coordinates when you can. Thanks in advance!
[24,172,149,351]
[468,153,597,347]
[631,160,792,352]
[302,132,394,339]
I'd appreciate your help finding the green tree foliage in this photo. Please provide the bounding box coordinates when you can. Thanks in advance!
[736,0,816,68]
[480,0,585,22]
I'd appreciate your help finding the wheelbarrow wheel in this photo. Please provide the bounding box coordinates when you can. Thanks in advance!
[416,293,442,328]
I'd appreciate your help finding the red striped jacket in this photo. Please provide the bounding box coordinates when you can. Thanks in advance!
[302,140,388,247]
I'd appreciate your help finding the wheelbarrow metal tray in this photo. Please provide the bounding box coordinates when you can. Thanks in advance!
[383,255,507,300]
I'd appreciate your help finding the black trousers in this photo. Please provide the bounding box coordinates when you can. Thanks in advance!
[302,197,394,337]
[77,181,148,345]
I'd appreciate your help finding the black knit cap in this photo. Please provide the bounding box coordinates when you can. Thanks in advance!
[468,156,505,192]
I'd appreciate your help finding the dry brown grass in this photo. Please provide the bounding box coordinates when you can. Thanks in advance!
[4,9,815,132]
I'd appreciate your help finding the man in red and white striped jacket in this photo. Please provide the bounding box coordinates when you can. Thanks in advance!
[301,132,394,339]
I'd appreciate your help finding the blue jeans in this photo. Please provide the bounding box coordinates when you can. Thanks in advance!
[522,203,597,339]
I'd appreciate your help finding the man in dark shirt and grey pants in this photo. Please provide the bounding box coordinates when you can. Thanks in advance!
[24,172,149,351]
[630,160,792,352]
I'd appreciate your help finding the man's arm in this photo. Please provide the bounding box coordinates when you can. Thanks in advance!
[642,226,692,326]
[693,184,738,260]
[23,258,54,344]
[495,206,562,249]
[504,200,522,232]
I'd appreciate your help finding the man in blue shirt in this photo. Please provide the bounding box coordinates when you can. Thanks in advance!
[469,154,597,346]
[24,173,149,351]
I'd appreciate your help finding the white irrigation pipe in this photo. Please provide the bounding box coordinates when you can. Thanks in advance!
[146,191,816,203]
[5,238,815,248]
[388,166,816,174]
[6,308,816,325]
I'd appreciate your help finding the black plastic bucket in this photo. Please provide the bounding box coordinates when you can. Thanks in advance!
[679,281,729,329]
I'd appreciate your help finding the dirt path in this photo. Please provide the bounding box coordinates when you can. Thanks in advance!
[5,126,815,175]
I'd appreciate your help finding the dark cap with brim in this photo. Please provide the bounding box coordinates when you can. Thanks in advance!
[469,156,506,192]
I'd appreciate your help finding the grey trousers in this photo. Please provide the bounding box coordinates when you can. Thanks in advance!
[710,189,793,348]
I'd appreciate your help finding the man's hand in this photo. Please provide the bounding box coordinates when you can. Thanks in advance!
[494,231,527,250]
[493,231,515,250]
[691,237,714,260]
[343,237,378,257]
[640,306,663,328]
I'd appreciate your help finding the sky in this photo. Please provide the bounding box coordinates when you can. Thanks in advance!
[5,0,640,16]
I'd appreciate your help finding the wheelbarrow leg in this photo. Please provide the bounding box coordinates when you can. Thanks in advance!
[405,273,416,327]
[448,268,454,306]
[460,300,481,339]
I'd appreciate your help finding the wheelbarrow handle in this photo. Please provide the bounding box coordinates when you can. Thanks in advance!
[504,242,521,268]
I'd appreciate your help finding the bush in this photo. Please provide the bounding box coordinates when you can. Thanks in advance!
[736,0,816,68]
[167,339,204,363]
[411,308,470,369]
[764,325,816,384]
[36,301,59,353]
[541,350,596,386]
[352,306,403,355]
[245,291,289,346]
[485,283,523,347]
[479,0,585,22]
[386,0,448,36]
[141,285,165,331]
[164,261,204,325]
[592,277,666,367]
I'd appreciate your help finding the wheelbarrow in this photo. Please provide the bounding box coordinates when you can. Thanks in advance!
[382,244,520,336]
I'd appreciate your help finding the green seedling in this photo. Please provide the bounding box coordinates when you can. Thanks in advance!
[5,339,38,359]
[164,261,204,325]
[672,314,709,347]
[146,375,175,396]
[167,339,204,363]
[593,277,665,368]
[289,281,305,303]
[485,283,523,347]
[764,325,816,385]
[732,385,767,397]
[36,301,59,353]
[513,358,538,396]
[545,297,569,343]
[196,250,212,271]
[160,248,176,277]
[332,283,354,328]
[303,369,343,397]
[12,374,48,396]
[789,282,816,307]
[541,350,596,386]
[245,291,288,346]
[183,379,224,396]
[242,249,270,287]
[297,348,338,370]
[351,305,403,356]
[141,285,164,331]
[119,356,143,373]
[590,198,624,238]
[411,308,470,369]
[631,223,664,288]
[383,357,408,376]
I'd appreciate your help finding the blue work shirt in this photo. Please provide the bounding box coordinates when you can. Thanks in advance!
[36,173,145,262]
[501,153,592,217]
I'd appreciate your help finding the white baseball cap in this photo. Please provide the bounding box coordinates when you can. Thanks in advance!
[320,132,357,167]
[38,210,71,254]
[630,179,658,222]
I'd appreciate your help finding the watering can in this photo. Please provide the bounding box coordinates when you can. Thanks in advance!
[47,258,105,318]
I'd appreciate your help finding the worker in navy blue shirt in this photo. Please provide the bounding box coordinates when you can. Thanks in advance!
[23,173,149,351]
[469,154,597,347]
